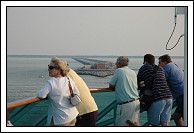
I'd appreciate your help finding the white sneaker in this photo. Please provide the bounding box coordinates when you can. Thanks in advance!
[7,121,13,126]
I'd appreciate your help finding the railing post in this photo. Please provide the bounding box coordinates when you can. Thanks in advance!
[113,103,117,126]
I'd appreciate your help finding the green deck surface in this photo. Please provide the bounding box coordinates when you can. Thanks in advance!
[8,98,176,126]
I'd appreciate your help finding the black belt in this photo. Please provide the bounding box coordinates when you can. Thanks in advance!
[118,99,138,105]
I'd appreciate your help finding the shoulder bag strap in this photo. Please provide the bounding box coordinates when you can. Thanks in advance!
[67,77,74,97]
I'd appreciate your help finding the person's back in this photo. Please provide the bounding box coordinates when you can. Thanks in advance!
[113,66,139,103]
[163,62,184,98]
[67,69,98,126]
[138,64,172,102]
[109,56,140,126]
[137,54,173,126]
[159,54,184,126]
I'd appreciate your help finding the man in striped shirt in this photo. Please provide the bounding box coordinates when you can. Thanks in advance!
[137,54,173,126]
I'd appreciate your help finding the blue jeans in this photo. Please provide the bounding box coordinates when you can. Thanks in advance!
[147,98,172,126]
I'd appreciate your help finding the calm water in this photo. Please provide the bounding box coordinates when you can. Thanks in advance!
[7,55,184,126]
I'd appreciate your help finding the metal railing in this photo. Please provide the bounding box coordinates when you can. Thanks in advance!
[7,87,177,126]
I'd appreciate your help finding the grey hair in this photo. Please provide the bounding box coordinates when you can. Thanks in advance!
[51,57,70,76]
[116,56,129,66]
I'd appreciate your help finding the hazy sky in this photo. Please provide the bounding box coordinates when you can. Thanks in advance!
[4,3,190,56]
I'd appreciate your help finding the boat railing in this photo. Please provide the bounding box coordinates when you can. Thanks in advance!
[7,88,113,109]
[7,87,177,126]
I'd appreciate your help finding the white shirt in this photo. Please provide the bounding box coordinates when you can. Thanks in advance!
[37,77,79,125]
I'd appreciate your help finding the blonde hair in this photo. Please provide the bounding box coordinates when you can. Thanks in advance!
[51,56,70,77]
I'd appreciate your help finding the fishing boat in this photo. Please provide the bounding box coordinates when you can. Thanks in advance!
[7,87,177,126]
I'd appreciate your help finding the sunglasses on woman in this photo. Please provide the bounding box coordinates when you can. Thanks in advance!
[48,65,59,70]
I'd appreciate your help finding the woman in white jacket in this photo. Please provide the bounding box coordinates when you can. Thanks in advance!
[37,57,80,126]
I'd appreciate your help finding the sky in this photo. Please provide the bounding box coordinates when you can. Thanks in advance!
[2,2,193,57]
[1,1,194,132]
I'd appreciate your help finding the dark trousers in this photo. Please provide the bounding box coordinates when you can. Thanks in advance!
[175,94,184,118]
[75,110,98,126]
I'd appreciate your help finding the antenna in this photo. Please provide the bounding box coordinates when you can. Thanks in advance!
[174,7,177,24]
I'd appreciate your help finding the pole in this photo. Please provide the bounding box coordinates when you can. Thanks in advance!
[183,7,188,127]
[175,7,187,126]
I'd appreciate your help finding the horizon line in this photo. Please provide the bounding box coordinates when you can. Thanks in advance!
[7,54,184,57]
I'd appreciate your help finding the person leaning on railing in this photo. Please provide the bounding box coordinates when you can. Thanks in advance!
[36,57,80,126]
[109,56,140,126]
[67,67,98,126]
[159,54,184,126]
[137,54,173,126]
